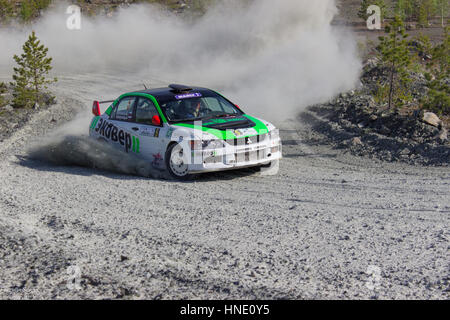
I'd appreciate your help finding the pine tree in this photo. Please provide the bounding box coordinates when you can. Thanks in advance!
[0,82,6,108]
[0,0,14,25]
[435,0,448,27]
[417,0,438,27]
[418,1,428,27]
[396,0,416,21]
[422,27,450,115]
[377,16,413,109]
[19,0,52,23]
[20,0,35,23]
[11,31,57,109]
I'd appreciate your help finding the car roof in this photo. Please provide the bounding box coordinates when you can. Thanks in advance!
[131,85,214,104]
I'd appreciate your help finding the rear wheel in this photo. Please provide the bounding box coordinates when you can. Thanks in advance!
[165,143,194,180]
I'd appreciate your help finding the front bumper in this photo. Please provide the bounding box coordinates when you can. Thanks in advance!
[186,135,282,174]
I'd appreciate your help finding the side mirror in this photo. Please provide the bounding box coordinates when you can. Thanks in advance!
[92,101,101,116]
[152,115,161,126]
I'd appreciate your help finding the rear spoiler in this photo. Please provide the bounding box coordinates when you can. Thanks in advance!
[92,100,115,116]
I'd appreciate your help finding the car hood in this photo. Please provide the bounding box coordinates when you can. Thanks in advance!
[172,115,274,140]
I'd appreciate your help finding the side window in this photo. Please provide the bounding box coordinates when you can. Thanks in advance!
[204,97,223,112]
[135,98,160,125]
[112,96,136,121]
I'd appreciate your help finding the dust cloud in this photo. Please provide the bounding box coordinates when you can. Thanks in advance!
[0,0,361,121]
[27,134,168,179]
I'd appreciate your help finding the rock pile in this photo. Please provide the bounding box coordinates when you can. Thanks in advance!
[306,61,449,166]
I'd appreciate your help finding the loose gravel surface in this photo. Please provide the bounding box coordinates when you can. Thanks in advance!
[0,73,449,299]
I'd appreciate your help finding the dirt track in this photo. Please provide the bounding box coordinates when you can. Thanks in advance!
[0,73,449,299]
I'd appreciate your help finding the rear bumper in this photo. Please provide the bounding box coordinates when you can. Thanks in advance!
[187,137,282,174]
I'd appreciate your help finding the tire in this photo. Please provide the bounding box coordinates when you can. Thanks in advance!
[165,143,194,180]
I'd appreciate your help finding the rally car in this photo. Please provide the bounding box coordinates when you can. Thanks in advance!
[89,84,282,179]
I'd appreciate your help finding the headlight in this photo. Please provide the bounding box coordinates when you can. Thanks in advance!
[189,140,224,150]
[202,140,224,149]
[268,129,280,140]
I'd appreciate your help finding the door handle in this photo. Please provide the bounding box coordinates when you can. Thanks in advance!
[132,127,139,131]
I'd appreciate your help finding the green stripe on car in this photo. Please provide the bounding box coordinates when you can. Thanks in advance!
[173,116,268,140]
[90,116,100,129]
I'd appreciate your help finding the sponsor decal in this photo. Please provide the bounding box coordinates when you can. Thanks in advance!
[175,92,202,100]
[140,127,155,137]
[166,128,175,138]
[234,128,257,137]
[140,127,160,137]
[152,153,163,167]
[95,118,139,153]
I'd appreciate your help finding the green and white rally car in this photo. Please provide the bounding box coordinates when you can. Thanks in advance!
[89,84,282,179]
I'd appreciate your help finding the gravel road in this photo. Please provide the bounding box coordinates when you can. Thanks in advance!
[0,73,448,299]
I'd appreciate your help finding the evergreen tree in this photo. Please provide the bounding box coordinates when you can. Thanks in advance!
[418,1,428,26]
[20,0,35,22]
[422,27,450,115]
[435,0,448,27]
[0,82,6,108]
[417,0,438,27]
[19,0,52,23]
[377,16,413,109]
[11,31,57,109]
[396,0,417,21]
[0,0,14,24]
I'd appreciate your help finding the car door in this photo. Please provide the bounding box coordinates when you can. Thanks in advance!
[132,97,165,168]
[106,96,141,154]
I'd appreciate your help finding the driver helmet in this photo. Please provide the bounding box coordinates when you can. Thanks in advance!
[186,98,203,116]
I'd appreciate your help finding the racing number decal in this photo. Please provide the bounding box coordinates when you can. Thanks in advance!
[95,118,140,153]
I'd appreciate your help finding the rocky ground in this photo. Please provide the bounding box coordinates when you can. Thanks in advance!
[0,83,56,143]
[0,73,448,300]
[0,1,448,301]
[301,57,449,167]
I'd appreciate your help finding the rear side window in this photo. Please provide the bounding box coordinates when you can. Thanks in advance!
[135,98,160,125]
[112,97,136,121]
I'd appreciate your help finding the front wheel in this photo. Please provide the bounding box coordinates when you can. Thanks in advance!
[165,143,194,180]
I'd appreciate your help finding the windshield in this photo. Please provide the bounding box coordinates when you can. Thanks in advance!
[159,92,243,123]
